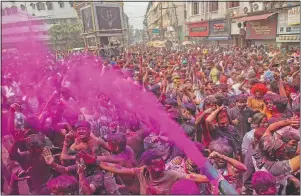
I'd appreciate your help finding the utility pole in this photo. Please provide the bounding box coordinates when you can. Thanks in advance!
[160,2,164,40]
[173,3,179,43]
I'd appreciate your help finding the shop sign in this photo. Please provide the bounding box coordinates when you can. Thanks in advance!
[288,6,300,25]
[246,17,277,39]
[209,20,229,36]
[213,23,225,32]
[188,21,209,37]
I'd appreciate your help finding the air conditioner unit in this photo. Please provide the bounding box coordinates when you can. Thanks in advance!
[243,5,251,14]
[252,2,264,12]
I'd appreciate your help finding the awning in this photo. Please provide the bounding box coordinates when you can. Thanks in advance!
[237,13,276,22]
[207,36,231,41]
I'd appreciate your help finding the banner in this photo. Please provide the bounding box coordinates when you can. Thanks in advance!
[246,17,277,39]
[81,7,94,33]
[188,21,209,37]
[288,6,300,25]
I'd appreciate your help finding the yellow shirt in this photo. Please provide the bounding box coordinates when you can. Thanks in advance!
[247,97,266,114]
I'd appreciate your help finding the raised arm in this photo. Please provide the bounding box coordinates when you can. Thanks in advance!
[263,118,299,137]
[209,151,247,172]
[184,173,209,183]
[78,151,137,175]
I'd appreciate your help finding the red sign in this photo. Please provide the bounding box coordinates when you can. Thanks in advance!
[188,21,209,37]
[213,23,225,32]
[246,17,277,39]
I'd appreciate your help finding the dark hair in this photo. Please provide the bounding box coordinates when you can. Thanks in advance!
[214,93,225,107]
[252,171,276,194]
[270,81,279,94]
[74,120,91,130]
[139,149,163,166]
[235,94,248,103]
[181,123,196,139]
[47,174,78,194]
[273,96,288,113]
[107,132,127,151]
[25,133,46,149]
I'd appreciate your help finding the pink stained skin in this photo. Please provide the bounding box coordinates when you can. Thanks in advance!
[3,13,206,176]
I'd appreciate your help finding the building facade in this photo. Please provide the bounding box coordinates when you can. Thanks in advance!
[185,1,300,47]
[145,1,185,42]
[2,1,78,48]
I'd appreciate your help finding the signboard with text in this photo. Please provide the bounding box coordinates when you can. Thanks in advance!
[288,6,300,25]
[246,17,277,39]
[188,21,209,37]
[152,29,160,34]
[209,20,229,36]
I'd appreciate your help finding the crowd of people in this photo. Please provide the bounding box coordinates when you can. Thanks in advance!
[1,43,300,195]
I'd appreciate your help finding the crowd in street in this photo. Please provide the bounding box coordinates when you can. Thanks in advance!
[1,43,300,195]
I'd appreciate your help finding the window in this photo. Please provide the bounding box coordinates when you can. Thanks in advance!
[30,3,35,9]
[46,2,53,10]
[58,2,65,8]
[209,2,218,12]
[37,2,45,11]
[5,7,11,15]
[2,9,5,16]
[20,4,26,11]
[227,1,240,8]
[11,6,17,14]
[69,1,74,7]
[192,2,199,15]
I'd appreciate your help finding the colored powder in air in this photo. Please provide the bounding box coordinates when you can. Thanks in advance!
[2,14,237,194]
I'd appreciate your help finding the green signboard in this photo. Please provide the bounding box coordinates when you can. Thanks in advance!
[152,29,160,34]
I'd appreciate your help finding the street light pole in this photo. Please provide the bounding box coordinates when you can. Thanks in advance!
[160,2,163,41]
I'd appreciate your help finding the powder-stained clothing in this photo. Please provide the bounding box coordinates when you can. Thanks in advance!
[166,156,210,195]
[247,97,266,114]
[134,168,186,195]
[228,106,256,140]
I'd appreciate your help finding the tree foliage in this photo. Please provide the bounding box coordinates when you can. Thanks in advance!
[49,22,84,50]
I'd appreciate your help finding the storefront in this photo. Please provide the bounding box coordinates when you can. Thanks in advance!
[239,13,277,46]
[208,19,231,45]
[276,6,300,47]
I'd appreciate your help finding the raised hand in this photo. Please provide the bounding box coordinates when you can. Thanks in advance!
[11,167,32,181]
[10,103,21,113]
[42,147,54,165]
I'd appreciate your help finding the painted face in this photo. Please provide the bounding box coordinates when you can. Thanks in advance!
[148,158,165,174]
[214,155,227,169]
[255,91,262,99]
[205,103,216,110]
[76,127,90,139]
[218,114,229,129]
[236,100,247,111]
[260,117,268,128]
[108,142,119,153]
[265,100,274,111]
